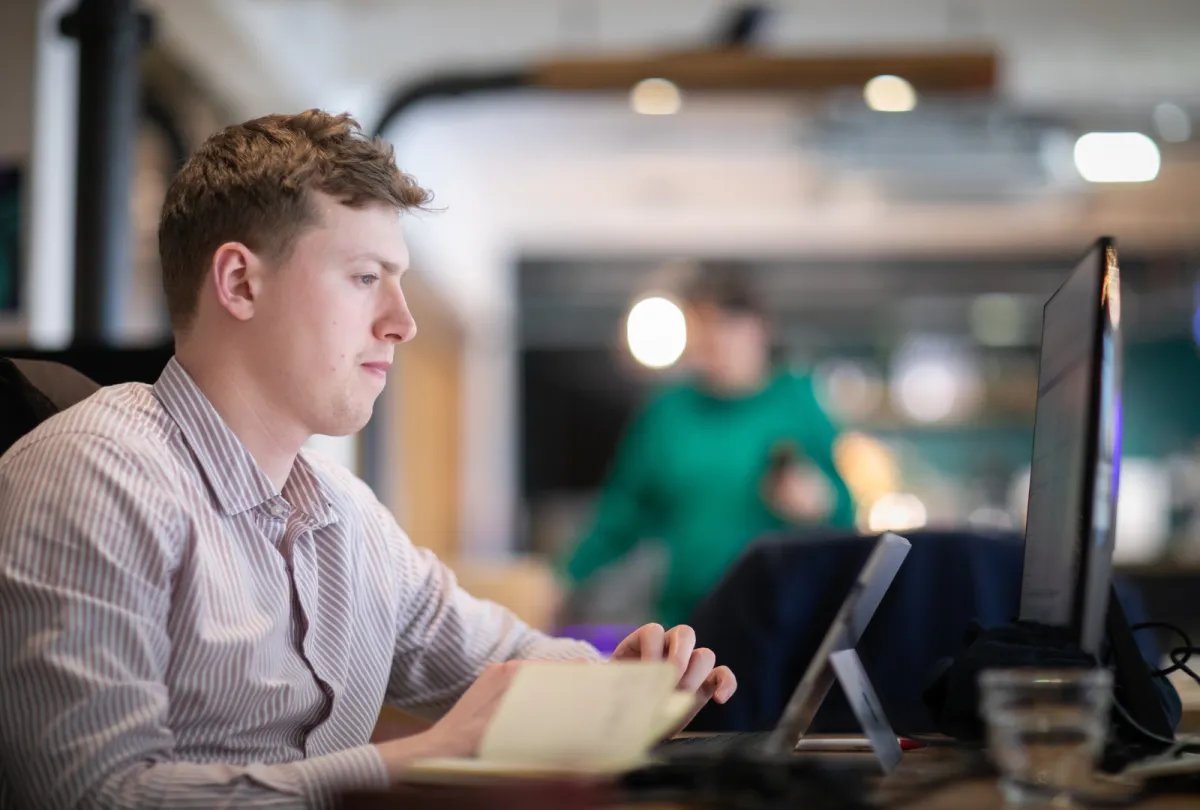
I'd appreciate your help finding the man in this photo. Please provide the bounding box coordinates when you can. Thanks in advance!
[0,110,735,809]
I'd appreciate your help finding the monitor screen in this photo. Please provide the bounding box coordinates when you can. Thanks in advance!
[1019,239,1121,653]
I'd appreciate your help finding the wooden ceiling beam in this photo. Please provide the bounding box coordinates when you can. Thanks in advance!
[532,47,998,94]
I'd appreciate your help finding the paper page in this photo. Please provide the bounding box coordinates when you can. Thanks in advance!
[478,661,678,769]
[648,691,696,744]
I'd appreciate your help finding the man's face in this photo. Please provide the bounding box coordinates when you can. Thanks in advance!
[247,194,416,437]
[685,303,770,393]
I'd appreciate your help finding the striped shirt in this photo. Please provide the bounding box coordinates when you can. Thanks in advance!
[0,357,601,809]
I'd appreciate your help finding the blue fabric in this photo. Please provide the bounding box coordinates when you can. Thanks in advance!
[687,529,1173,734]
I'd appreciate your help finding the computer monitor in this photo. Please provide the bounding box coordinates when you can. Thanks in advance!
[1019,237,1121,654]
[1019,236,1174,746]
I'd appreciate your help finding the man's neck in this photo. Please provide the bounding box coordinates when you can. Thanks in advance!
[174,348,304,492]
[703,367,771,399]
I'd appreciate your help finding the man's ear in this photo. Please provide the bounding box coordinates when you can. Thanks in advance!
[210,242,262,322]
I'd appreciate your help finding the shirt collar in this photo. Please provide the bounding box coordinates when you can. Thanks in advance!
[153,357,338,528]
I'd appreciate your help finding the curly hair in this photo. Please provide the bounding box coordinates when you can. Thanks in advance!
[158,109,432,331]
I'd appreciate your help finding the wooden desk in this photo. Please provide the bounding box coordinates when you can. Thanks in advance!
[876,747,1196,809]
[342,746,1200,809]
[882,780,1195,810]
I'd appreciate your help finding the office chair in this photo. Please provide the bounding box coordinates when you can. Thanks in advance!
[1,357,101,456]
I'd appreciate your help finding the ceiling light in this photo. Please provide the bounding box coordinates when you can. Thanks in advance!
[626,296,687,368]
[630,78,682,115]
[1073,132,1161,183]
[863,75,917,113]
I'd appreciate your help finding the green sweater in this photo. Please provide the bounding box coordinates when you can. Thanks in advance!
[566,370,856,627]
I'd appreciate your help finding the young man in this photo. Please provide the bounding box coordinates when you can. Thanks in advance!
[0,110,735,809]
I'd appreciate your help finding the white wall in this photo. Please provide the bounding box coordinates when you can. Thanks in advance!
[0,0,80,349]
[393,105,520,558]
[25,0,80,349]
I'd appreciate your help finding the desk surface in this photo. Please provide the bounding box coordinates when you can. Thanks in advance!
[877,747,1195,810]
[344,746,1199,809]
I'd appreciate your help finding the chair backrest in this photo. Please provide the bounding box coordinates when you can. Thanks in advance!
[1,358,101,457]
[687,529,1158,735]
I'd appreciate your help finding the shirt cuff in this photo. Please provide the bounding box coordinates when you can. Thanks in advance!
[522,635,607,663]
[291,744,389,808]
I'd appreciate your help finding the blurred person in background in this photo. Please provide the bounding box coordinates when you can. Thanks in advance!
[566,263,856,627]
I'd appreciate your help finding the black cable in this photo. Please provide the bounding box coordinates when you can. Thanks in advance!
[1113,699,1180,750]
[1130,621,1200,685]
[1110,620,1200,761]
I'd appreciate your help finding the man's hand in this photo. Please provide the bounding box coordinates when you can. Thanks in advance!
[763,462,834,524]
[612,623,737,735]
[376,661,522,776]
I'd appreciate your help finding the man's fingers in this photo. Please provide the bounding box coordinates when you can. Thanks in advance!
[708,666,737,704]
[677,647,715,693]
[665,626,696,681]
[613,623,667,662]
[613,627,733,708]
[636,623,666,661]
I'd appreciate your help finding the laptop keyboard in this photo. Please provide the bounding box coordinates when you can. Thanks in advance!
[655,731,774,757]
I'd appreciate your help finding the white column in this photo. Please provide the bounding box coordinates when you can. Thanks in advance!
[25,0,79,348]
[389,105,519,557]
[459,296,518,559]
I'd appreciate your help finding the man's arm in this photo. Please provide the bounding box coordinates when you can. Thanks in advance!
[0,433,388,810]
[381,533,603,720]
[342,468,736,735]
[377,539,736,735]
[565,399,660,585]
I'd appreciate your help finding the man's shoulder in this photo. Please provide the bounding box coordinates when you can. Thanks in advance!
[770,368,819,402]
[636,379,702,421]
[0,382,179,472]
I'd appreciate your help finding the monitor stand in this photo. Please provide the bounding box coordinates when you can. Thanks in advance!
[827,648,903,773]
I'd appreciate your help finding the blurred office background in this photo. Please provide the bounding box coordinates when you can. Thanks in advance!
[2,0,1199,648]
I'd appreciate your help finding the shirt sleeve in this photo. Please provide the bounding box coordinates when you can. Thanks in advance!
[565,396,662,585]
[373,509,604,720]
[0,433,389,810]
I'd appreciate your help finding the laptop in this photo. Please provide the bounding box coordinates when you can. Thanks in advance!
[657,531,912,772]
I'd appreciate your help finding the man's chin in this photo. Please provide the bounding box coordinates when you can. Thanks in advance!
[315,407,374,439]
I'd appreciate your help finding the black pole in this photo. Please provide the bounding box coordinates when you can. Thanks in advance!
[60,0,151,346]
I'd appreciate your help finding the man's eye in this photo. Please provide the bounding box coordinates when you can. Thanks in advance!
[357,274,380,286]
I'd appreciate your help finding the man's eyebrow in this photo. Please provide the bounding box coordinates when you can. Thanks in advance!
[349,252,406,275]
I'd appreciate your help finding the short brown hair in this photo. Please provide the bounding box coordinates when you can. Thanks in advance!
[158,109,432,331]
[683,261,767,319]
